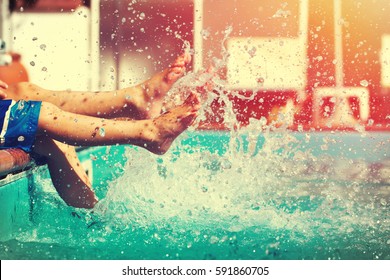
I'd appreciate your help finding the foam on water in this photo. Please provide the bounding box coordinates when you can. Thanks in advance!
[6,131,389,259]
[94,131,388,240]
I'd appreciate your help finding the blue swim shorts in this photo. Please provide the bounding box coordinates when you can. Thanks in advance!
[0,100,42,152]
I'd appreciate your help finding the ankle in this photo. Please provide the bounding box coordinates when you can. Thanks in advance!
[140,119,160,143]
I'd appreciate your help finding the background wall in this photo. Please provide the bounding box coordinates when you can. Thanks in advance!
[10,6,98,90]
[4,0,390,130]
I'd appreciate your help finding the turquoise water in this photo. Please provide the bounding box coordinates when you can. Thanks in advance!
[0,131,389,260]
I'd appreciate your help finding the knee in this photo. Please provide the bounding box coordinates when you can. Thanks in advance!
[40,101,61,116]
[37,101,63,132]
[9,82,37,99]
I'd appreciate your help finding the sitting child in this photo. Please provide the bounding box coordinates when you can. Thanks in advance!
[0,53,200,209]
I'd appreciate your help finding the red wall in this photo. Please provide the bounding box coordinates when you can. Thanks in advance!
[99,0,390,131]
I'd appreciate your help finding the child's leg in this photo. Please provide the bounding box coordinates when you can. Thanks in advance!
[36,93,200,155]
[33,136,97,208]
[31,94,198,208]
[5,53,191,120]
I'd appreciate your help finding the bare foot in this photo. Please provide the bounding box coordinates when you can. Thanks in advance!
[139,53,191,118]
[161,63,216,113]
[145,93,200,155]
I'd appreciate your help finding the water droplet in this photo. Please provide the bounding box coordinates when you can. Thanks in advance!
[257,77,264,85]
[41,67,47,72]
[139,12,145,20]
[30,61,35,66]
[201,29,210,40]
[272,8,291,18]
[99,127,106,137]
[17,100,25,110]
[360,79,369,87]
[32,37,38,41]
[40,44,46,51]
[248,47,257,58]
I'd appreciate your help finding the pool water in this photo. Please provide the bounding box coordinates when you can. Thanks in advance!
[0,130,389,260]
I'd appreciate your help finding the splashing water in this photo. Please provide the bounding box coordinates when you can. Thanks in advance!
[79,38,389,257]
[93,27,389,259]
[56,122,384,260]
[2,27,389,260]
